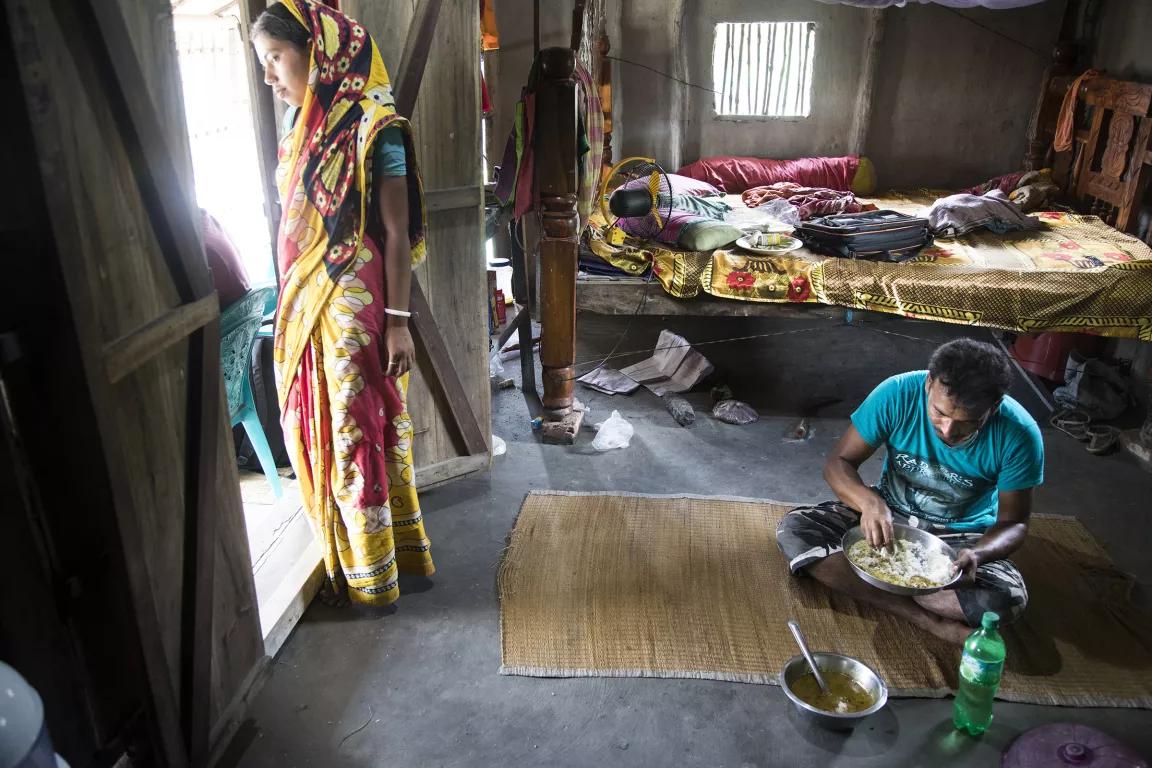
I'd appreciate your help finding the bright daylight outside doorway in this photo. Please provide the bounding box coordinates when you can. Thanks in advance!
[172,0,319,655]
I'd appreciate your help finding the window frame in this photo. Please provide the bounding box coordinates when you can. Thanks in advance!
[710,20,817,122]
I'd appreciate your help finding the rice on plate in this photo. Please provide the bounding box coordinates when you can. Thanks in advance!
[846,538,953,589]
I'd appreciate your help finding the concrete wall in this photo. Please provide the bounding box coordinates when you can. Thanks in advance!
[1093,0,1152,81]
[611,0,1065,187]
[679,0,870,166]
[866,2,1064,188]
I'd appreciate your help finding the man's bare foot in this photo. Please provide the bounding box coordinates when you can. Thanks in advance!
[318,580,349,607]
[807,555,972,645]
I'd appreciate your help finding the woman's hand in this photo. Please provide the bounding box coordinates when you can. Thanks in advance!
[385,325,415,377]
[860,501,895,549]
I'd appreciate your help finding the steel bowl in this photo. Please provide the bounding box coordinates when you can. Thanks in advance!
[779,652,888,730]
[842,522,962,596]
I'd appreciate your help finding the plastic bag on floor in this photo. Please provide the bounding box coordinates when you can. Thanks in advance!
[664,394,695,427]
[713,399,759,425]
[489,348,505,378]
[492,435,507,457]
[591,410,634,451]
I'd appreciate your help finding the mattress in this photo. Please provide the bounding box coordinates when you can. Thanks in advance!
[584,190,1152,339]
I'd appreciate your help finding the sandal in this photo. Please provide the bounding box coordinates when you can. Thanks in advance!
[1049,408,1091,441]
[1086,424,1121,455]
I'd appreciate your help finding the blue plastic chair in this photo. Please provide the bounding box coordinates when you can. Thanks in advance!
[221,285,283,498]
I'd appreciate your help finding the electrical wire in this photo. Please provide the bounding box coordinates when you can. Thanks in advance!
[939,6,1051,60]
[602,54,719,95]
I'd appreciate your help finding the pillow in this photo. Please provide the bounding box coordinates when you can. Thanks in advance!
[666,173,723,197]
[621,172,722,197]
[201,209,251,308]
[615,194,732,247]
[678,219,743,251]
[851,156,877,195]
[676,155,863,194]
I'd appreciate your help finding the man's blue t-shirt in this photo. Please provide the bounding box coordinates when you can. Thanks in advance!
[851,371,1044,532]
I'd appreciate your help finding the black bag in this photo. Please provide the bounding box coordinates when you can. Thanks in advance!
[797,210,932,262]
[233,332,292,470]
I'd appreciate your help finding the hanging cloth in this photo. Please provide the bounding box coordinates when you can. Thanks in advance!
[481,0,500,51]
[1053,69,1100,154]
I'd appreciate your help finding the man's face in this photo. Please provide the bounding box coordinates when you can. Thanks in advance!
[925,376,994,447]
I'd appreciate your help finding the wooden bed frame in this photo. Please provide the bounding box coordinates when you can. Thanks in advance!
[525,32,1152,439]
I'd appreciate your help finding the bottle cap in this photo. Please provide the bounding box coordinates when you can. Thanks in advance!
[981,611,1000,629]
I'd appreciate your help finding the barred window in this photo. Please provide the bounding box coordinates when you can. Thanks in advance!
[712,21,816,118]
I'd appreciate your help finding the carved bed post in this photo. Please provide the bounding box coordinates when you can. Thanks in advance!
[1024,40,1076,173]
[535,47,583,443]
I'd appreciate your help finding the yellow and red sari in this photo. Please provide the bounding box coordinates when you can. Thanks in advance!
[273,0,433,606]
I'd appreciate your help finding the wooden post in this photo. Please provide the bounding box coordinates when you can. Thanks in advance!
[240,0,284,280]
[534,47,582,443]
[597,30,613,173]
[848,9,885,157]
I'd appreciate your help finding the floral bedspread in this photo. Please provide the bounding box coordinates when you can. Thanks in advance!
[585,190,1152,340]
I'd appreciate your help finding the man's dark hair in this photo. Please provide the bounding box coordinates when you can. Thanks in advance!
[927,338,1013,415]
[251,3,311,50]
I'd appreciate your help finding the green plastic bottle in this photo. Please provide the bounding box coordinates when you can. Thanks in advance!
[953,611,1006,736]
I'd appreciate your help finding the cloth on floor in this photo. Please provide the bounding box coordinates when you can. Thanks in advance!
[499,492,1152,708]
[741,182,873,220]
[927,189,1043,237]
[1054,69,1100,153]
[577,367,640,395]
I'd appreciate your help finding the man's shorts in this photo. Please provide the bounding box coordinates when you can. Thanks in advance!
[775,500,1028,627]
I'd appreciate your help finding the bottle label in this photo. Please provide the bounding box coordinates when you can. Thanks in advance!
[960,654,1003,686]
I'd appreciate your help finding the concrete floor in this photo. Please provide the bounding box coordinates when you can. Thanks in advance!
[226,313,1152,768]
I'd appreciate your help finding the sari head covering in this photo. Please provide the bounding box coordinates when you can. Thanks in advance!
[271,0,434,606]
[273,0,426,405]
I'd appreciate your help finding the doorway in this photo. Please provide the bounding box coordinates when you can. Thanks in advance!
[172,0,320,656]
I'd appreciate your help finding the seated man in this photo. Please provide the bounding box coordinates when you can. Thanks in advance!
[776,338,1043,645]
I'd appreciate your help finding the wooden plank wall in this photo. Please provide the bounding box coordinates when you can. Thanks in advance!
[346,0,492,480]
[8,0,265,753]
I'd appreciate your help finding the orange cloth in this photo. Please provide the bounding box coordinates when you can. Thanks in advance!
[1053,69,1099,153]
[481,0,499,51]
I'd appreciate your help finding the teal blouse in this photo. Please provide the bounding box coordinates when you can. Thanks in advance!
[282,107,406,178]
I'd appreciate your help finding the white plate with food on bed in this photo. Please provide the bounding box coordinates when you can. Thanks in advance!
[736,232,803,256]
[841,522,962,596]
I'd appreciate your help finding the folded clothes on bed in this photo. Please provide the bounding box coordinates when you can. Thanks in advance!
[927,189,1043,237]
[579,251,648,278]
[741,182,874,220]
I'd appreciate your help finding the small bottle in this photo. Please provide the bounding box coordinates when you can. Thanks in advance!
[495,289,507,326]
[953,611,1006,736]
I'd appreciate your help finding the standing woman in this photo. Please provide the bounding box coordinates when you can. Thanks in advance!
[251,0,434,606]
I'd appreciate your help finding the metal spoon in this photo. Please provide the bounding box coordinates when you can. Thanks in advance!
[787,619,829,694]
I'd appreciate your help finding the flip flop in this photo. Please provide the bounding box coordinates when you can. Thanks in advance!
[1086,424,1120,455]
[1049,408,1091,441]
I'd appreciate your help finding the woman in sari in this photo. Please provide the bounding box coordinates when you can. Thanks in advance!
[251,0,434,606]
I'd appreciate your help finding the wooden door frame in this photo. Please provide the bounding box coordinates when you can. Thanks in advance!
[11,0,227,763]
